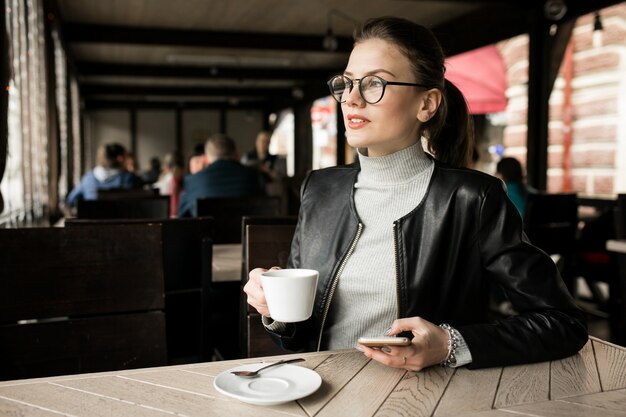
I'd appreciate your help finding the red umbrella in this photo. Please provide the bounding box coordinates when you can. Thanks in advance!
[445,45,508,114]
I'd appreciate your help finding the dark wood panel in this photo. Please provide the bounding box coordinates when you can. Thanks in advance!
[247,313,287,358]
[0,225,165,322]
[77,197,170,220]
[0,312,167,381]
[196,197,282,244]
[65,217,215,362]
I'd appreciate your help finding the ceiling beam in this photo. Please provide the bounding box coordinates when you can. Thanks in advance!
[83,99,272,110]
[76,61,339,81]
[64,23,354,53]
[81,84,295,98]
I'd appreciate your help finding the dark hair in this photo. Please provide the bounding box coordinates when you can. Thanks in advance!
[354,17,474,168]
[496,157,524,183]
[205,133,238,160]
[96,143,127,169]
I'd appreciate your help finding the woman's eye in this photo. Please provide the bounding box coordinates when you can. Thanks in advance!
[368,79,383,88]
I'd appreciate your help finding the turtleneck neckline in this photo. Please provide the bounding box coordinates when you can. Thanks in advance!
[357,142,432,185]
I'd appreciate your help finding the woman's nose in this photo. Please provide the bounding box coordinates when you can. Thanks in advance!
[344,85,365,107]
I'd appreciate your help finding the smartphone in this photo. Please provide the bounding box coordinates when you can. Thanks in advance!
[357,337,411,347]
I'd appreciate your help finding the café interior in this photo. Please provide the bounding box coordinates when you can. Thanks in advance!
[1,1,626,416]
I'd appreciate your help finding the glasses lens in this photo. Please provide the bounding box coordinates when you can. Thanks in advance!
[329,75,349,103]
[360,75,385,103]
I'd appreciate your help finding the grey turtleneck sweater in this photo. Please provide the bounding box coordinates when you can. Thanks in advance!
[324,142,434,349]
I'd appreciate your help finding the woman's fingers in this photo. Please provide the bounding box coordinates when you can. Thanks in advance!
[243,266,282,318]
[357,343,423,371]
[358,316,451,371]
[243,267,270,316]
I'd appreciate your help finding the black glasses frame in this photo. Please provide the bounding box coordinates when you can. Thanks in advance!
[326,74,430,104]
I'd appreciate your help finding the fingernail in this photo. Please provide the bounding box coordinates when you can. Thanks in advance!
[355,345,365,352]
[384,327,392,336]
[381,346,392,354]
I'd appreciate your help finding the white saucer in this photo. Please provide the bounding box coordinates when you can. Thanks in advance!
[213,363,322,406]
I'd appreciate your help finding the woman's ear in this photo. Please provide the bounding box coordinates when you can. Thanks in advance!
[417,88,442,123]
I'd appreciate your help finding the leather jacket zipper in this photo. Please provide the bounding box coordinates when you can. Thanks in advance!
[316,222,363,351]
[392,223,401,318]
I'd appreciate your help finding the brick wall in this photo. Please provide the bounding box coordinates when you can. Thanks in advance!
[498,4,626,195]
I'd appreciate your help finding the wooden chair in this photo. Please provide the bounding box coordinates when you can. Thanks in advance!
[524,191,578,292]
[196,196,282,244]
[76,196,170,220]
[608,194,626,345]
[97,188,159,200]
[65,217,214,364]
[241,216,297,358]
[0,224,167,380]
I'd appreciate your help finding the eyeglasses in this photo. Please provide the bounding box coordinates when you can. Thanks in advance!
[326,74,430,104]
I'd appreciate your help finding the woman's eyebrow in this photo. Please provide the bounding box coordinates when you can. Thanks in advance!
[343,69,397,77]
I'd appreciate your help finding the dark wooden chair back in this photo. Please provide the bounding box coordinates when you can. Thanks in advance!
[77,196,170,220]
[524,192,578,255]
[241,216,297,358]
[196,196,282,244]
[524,192,578,292]
[0,224,167,380]
[97,188,159,200]
[616,194,626,239]
[65,217,214,363]
[610,194,626,345]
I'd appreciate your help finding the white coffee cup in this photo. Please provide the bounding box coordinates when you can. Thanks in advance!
[260,268,319,322]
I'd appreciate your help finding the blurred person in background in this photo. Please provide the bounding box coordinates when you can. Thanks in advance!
[178,134,261,217]
[154,152,185,217]
[66,142,143,207]
[495,157,527,217]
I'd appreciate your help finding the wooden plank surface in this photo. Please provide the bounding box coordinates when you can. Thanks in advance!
[57,373,300,417]
[503,398,626,417]
[592,338,626,391]
[314,359,406,417]
[0,382,168,416]
[374,365,455,417]
[0,397,66,417]
[433,366,502,416]
[493,361,550,408]
[299,351,370,416]
[0,340,625,416]
[561,388,626,414]
[550,339,601,399]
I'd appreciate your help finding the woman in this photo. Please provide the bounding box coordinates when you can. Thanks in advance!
[244,17,587,370]
[496,157,528,216]
[66,142,142,207]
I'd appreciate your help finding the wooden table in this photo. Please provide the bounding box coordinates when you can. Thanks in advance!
[1,337,625,416]
[212,243,242,282]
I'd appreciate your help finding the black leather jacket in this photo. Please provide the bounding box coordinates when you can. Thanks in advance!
[273,161,587,369]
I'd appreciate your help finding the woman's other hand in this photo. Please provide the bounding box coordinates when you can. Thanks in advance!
[243,266,280,318]
[357,316,450,371]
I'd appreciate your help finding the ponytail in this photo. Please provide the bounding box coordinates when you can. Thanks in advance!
[424,79,474,168]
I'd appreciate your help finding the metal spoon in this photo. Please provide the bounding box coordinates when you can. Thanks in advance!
[230,358,305,378]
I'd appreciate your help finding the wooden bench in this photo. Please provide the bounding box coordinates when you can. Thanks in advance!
[0,224,167,380]
[196,196,282,243]
[97,188,159,199]
[65,217,214,363]
[76,196,170,220]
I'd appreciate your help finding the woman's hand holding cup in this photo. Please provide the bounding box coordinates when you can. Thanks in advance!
[244,267,279,318]
[245,267,319,323]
